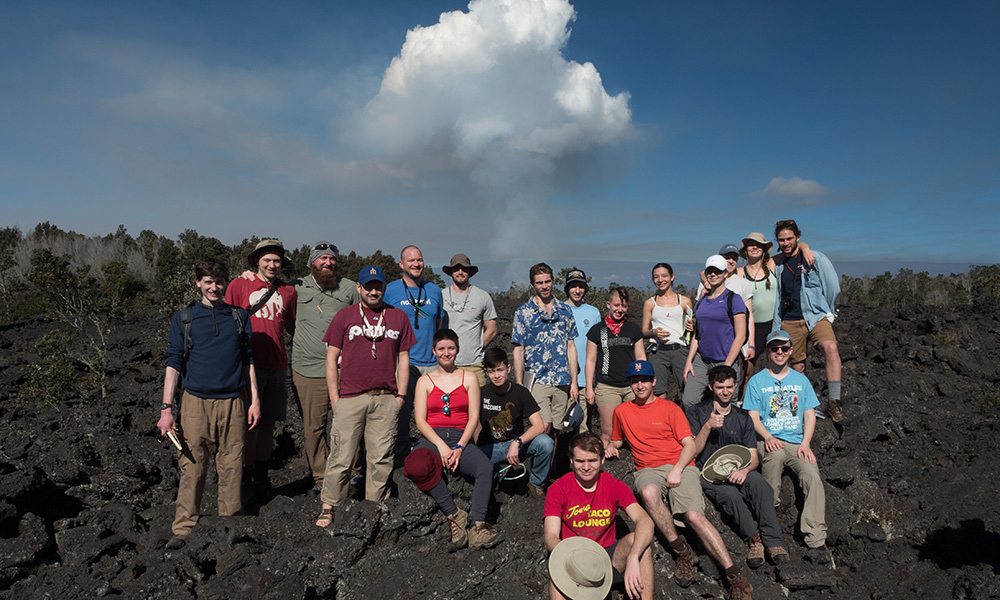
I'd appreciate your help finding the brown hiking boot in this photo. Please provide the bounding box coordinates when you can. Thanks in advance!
[726,571,753,600]
[445,508,468,550]
[672,543,696,587]
[468,521,504,548]
[826,399,847,424]
[766,544,789,564]
[746,534,765,569]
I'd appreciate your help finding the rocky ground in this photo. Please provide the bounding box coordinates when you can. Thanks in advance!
[2,299,1000,599]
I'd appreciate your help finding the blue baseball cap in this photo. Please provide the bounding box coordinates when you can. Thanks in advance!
[766,330,792,345]
[627,360,655,378]
[358,265,386,285]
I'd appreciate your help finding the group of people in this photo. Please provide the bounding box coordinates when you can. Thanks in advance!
[156,218,845,600]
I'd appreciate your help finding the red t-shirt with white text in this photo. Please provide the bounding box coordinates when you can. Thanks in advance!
[543,471,637,548]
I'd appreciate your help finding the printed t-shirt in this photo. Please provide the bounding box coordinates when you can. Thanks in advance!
[225,277,297,370]
[290,275,360,378]
[426,372,470,429]
[441,285,497,366]
[743,369,819,444]
[323,303,416,398]
[694,289,747,362]
[544,471,638,548]
[510,299,578,386]
[384,280,445,367]
[611,398,695,470]
[686,400,757,468]
[569,303,601,387]
[587,319,644,387]
[477,382,539,446]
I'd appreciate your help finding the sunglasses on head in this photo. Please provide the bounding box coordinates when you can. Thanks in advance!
[441,393,451,417]
[775,219,797,230]
[313,243,338,252]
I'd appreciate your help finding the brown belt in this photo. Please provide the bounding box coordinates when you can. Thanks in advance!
[363,388,394,396]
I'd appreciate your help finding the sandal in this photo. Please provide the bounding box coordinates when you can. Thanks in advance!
[315,507,334,528]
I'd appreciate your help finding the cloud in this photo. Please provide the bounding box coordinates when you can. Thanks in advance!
[758,176,831,205]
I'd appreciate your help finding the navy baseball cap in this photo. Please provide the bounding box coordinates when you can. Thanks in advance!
[358,265,386,285]
[718,244,740,256]
[627,360,655,378]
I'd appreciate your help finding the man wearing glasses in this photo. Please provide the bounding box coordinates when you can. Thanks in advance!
[511,262,579,435]
[315,265,416,528]
[772,220,847,423]
[744,331,832,564]
[288,242,360,494]
[441,253,498,387]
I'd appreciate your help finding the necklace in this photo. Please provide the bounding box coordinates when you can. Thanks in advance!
[446,286,471,313]
[358,303,385,359]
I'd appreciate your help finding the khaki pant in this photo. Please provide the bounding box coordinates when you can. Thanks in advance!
[172,392,246,536]
[292,370,330,485]
[758,440,827,548]
[321,392,401,507]
[531,383,571,430]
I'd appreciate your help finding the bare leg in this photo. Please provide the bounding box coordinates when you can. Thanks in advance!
[684,510,734,570]
[639,484,681,542]
[598,405,615,450]
[612,532,655,600]
[817,339,842,383]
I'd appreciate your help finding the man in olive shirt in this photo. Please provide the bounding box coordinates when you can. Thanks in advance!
[290,241,360,493]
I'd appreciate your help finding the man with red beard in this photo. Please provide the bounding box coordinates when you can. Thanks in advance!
[289,242,360,494]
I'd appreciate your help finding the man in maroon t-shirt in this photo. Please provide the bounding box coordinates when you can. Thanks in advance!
[225,239,297,500]
[543,432,654,600]
[315,265,416,528]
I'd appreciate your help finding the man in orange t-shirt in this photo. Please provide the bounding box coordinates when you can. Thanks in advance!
[606,361,750,597]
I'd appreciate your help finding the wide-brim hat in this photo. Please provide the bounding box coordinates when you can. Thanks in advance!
[561,403,585,430]
[248,239,290,268]
[549,537,613,600]
[701,444,753,484]
[442,253,479,276]
[740,232,773,259]
[403,448,442,492]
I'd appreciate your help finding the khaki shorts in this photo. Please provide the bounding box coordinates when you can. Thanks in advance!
[632,463,704,516]
[780,318,836,364]
[594,383,634,408]
[531,383,570,430]
[460,363,487,388]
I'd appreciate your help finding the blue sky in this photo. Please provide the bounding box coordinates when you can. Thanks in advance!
[2,0,997,277]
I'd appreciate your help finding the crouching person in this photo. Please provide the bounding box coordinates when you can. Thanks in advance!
[544,432,654,600]
[157,259,260,549]
[475,347,554,497]
[405,329,502,549]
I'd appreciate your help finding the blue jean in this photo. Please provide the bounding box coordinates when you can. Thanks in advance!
[478,434,554,488]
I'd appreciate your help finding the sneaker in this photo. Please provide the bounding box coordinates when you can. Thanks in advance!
[806,544,832,564]
[349,470,364,489]
[468,521,504,548]
[746,534,765,569]
[672,545,695,587]
[726,572,753,600]
[766,545,789,565]
[528,484,546,498]
[165,536,186,550]
[307,481,323,496]
[445,508,469,550]
[826,399,848,424]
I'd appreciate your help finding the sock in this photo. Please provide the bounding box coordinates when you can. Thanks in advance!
[724,565,741,580]
[669,538,688,555]
[828,381,842,401]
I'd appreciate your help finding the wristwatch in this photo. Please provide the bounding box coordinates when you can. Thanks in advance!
[514,438,524,446]
[160,403,172,411]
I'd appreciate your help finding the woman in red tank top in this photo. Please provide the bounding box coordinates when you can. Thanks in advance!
[407,329,502,549]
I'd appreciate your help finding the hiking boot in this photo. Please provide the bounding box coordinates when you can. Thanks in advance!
[806,544,832,564]
[307,481,323,496]
[468,521,504,548]
[825,399,847,424]
[528,484,546,498]
[726,572,753,600]
[445,508,469,550]
[253,464,275,501]
[766,545,789,565]
[165,535,186,550]
[746,534,765,569]
[672,544,696,587]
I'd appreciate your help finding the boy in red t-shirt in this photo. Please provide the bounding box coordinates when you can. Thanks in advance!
[543,432,654,600]
[607,360,752,598]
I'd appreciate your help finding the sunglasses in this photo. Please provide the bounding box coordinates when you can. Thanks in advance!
[768,345,792,354]
[313,243,338,253]
[706,268,725,276]
[775,219,797,230]
[441,393,451,417]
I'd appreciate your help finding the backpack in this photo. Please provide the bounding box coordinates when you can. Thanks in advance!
[179,304,246,377]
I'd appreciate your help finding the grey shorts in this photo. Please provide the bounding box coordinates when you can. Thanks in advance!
[632,463,705,516]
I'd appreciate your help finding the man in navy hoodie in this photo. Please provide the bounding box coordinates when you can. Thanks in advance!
[157,259,260,549]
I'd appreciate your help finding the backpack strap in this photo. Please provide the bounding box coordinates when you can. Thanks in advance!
[247,282,281,316]
[180,304,195,377]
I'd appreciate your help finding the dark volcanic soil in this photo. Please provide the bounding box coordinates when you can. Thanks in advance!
[2,302,1000,599]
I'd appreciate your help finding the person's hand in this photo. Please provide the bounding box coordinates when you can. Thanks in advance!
[653,327,670,341]
[707,409,725,429]
[728,467,749,485]
[395,394,404,408]
[623,555,644,600]
[247,401,261,430]
[506,442,521,467]
[604,444,620,459]
[447,446,464,471]
[746,346,756,361]
[684,319,695,332]
[666,466,683,488]
[798,444,816,464]
[683,362,694,383]
[764,437,783,453]
[569,383,579,401]
[157,410,174,436]
[585,388,595,405]
[240,270,255,281]
[436,442,453,469]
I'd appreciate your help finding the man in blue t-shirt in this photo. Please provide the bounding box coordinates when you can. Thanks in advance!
[744,330,831,564]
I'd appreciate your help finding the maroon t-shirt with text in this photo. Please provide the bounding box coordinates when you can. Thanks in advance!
[323,303,416,398]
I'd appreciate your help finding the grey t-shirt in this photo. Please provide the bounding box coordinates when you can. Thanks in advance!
[442,285,497,366]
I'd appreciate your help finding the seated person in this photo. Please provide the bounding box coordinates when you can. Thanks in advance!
[405,329,502,549]
[607,360,752,598]
[544,432,654,600]
[474,347,554,497]
[687,365,788,569]
[744,331,831,564]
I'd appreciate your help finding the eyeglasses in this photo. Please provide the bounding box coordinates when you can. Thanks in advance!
[441,393,451,417]
[768,345,792,354]
[313,243,338,253]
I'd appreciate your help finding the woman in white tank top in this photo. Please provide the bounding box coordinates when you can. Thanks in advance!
[641,263,694,397]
